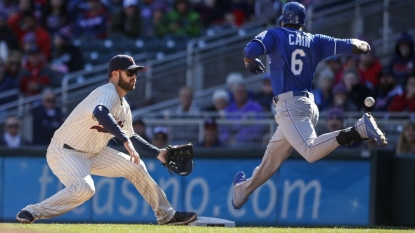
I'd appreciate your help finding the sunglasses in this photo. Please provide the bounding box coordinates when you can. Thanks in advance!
[6,124,19,129]
[124,69,137,77]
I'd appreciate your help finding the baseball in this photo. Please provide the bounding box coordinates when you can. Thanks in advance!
[364,97,375,107]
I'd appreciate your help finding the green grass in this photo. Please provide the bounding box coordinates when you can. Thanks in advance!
[0,224,413,233]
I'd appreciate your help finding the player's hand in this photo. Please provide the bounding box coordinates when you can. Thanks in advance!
[124,139,140,165]
[363,42,371,54]
[244,57,265,74]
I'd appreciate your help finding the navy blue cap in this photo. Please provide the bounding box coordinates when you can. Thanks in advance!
[108,54,144,75]
[326,107,344,120]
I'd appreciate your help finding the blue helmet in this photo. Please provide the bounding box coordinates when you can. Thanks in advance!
[278,2,306,27]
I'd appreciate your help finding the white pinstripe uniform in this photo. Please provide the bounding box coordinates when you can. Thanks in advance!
[23,83,175,224]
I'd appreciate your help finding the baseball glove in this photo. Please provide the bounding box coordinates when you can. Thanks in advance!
[162,143,194,176]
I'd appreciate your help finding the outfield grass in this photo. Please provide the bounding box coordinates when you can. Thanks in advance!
[0,224,413,233]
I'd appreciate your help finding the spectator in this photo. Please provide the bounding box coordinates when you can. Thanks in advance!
[31,88,65,145]
[50,26,84,73]
[312,68,334,111]
[133,118,151,143]
[331,83,358,111]
[176,86,200,115]
[0,12,19,61]
[397,122,415,155]
[334,55,365,85]
[254,74,274,112]
[4,50,22,80]
[139,0,170,37]
[388,74,415,112]
[196,117,223,148]
[155,0,201,38]
[73,0,109,39]
[152,126,169,148]
[0,115,30,148]
[0,58,19,105]
[388,32,415,86]
[358,50,382,89]
[325,107,344,133]
[221,82,264,147]
[110,0,142,38]
[342,68,373,111]
[225,0,251,28]
[8,10,51,59]
[18,46,59,96]
[325,55,342,78]
[40,0,70,35]
[373,69,403,112]
[225,72,254,103]
[204,89,229,117]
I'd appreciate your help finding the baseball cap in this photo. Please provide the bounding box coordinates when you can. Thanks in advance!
[326,107,344,120]
[153,126,168,135]
[204,117,217,129]
[108,54,144,75]
[332,83,348,95]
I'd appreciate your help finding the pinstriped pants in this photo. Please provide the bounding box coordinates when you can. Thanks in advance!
[233,94,343,208]
[23,139,175,224]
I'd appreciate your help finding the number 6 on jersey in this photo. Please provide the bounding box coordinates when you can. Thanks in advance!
[291,49,305,75]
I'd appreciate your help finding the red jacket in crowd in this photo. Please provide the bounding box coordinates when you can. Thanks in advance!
[18,60,51,96]
[359,59,383,87]
[7,13,51,59]
[388,92,415,112]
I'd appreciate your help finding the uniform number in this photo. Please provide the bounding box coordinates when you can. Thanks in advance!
[291,49,306,75]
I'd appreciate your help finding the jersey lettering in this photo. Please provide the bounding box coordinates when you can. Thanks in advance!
[291,49,306,75]
[289,33,311,48]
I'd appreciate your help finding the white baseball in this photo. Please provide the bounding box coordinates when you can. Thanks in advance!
[364,97,375,107]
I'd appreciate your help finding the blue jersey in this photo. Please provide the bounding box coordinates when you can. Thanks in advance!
[249,27,353,96]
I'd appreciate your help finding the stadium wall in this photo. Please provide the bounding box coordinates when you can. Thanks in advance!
[0,148,410,227]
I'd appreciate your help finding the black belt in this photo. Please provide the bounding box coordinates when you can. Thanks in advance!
[273,91,310,103]
[63,144,75,150]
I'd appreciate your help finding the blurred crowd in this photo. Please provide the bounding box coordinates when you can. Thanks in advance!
[0,0,285,102]
[0,0,415,156]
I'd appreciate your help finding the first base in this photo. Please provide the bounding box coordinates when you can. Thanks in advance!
[188,216,235,227]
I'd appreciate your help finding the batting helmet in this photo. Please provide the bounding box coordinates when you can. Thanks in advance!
[278,2,306,27]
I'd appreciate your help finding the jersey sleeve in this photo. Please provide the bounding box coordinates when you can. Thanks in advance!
[251,30,277,55]
[89,85,119,114]
[315,34,353,60]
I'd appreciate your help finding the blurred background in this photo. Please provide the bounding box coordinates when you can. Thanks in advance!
[1,0,415,228]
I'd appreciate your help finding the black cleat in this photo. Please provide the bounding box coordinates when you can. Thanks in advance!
[16,210,34,223]
[165,211,197,225]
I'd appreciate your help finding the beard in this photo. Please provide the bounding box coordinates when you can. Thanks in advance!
[117,73,135,92]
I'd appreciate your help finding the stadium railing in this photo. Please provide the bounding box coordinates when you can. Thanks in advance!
[130,114,408,149]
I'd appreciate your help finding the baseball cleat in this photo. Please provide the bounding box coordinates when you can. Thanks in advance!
[359,113,388,146]
[232,171,247,209]
[16,210,34,223]
[165,211,197,225]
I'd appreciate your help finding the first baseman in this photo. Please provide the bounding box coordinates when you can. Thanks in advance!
[16,54,197,225]
[232,2,388,209]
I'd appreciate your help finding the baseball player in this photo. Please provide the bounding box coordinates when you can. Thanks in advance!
[16,55,197,225]
[232,2,388,209]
